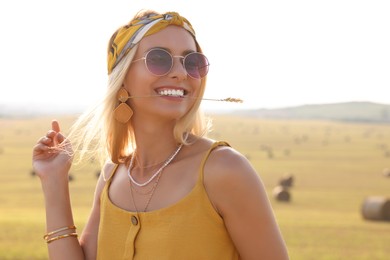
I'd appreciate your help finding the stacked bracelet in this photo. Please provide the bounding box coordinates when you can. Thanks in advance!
[43,225,78,244]
[46,233,78,244]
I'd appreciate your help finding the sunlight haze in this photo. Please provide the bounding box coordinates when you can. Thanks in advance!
[0,0,389,113]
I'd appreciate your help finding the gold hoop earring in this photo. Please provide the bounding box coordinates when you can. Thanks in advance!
[114,88,133,123]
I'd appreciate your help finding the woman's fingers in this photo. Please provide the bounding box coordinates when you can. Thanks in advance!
[45,130,56,139]
[37,136,51,144]
[34,121,65,155]
[56,132,66,144]
[51,120,65,146]
[52,120,61,132]
[32,120,73,178]
[33,142,49,153]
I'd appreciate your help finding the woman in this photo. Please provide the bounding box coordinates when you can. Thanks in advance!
[33,10,289,260]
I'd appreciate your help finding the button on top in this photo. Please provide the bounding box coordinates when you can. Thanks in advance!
[131,215,138,225]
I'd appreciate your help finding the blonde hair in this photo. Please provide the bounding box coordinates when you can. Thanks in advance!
[68,12,211,166]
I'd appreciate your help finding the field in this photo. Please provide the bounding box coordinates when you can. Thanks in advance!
[0,115,390,259]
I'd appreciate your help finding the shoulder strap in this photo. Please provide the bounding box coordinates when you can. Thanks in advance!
[103,163,119,183]
[199,141,230,182]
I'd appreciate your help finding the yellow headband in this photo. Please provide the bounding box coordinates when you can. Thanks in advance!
[107,11,196,74]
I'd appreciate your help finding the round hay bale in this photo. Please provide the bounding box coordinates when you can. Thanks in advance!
[361,196,390,221]
[272,186,290,202]
[382,168,390,177]
[279,174,294,188]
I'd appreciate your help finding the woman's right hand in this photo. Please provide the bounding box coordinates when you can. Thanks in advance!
[32,120,73,181]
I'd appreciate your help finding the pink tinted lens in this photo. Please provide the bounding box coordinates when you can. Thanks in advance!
[145,49,173,76]
[145,49,209,78]
[184,53,209,79]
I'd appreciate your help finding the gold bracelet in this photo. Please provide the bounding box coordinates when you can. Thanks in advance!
[43,225,76,240]
[46,233,78,244]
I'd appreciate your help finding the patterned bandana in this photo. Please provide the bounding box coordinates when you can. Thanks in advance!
[107,12,196,74]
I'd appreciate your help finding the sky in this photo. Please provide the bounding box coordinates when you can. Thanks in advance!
[0,0,389,113]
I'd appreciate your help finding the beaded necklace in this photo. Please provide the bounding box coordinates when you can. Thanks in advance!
[127,144,183,187]
[128,144,183,212]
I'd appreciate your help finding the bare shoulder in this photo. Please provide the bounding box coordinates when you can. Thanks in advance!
[203,144,290,259]
[101,161,118,180]
[187,138,253,177]
[203,144,264,213]
[204,144,260,188]
[96,161,117,194]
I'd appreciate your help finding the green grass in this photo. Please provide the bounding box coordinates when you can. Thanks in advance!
[1,115,390,259]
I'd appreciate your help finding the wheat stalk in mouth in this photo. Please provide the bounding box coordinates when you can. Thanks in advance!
[128,95,243,103]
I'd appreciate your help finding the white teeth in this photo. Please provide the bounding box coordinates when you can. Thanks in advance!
[158,89,184,97]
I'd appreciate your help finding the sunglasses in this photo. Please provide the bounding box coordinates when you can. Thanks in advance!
[132,48,210,79]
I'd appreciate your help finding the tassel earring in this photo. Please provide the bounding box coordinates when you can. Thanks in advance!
[114,87,133,123]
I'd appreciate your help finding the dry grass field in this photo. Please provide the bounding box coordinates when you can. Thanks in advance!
[0,114,390,259]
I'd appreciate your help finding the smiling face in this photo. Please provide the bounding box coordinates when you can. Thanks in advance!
[123,25,202,120]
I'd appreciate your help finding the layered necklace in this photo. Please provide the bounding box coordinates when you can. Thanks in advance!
[128,144,183,212]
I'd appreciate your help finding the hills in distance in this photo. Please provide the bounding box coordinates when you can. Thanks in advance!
[1,101,390,123]
[228,101,390,123]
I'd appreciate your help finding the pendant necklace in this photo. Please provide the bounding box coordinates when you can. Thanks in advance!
[129,169,164,212]
[128,144,183,212]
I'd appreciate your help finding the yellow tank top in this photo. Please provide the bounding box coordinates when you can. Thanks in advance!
[97,141,239,260]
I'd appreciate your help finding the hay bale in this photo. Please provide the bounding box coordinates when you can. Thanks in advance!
[279,174,294,188]
[361,196,390,221]
[383,168,390,177]
[272,186,291,202]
